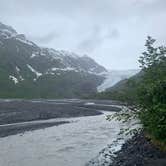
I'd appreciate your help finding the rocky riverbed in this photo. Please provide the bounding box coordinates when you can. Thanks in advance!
[111,131,166,166]
[87,131,166,166]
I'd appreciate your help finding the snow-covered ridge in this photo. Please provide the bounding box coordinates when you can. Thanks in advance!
[31,47,106,75]
[0,29,17,39]
[40,48,82,60]
[0,22,17,39]
[0,22,35,47]
[15,35,35,46]
[0,22,106,75]
[0,22,107,80]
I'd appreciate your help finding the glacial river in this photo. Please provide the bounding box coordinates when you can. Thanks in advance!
[0,111,129,166]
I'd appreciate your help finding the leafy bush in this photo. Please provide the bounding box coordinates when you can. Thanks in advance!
[138,36,166,142]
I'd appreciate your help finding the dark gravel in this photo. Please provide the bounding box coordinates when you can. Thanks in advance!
[0,99,121,137]
[111,132,166,166]
[0,121,69,137]
[0,100,102,125]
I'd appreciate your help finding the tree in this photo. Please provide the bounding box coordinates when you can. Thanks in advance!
[139,36,166,69]
[106,37,166,142]
[138,36,166,141]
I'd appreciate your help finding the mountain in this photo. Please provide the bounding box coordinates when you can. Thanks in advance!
[0,22,106,98]
[97,69,139,92]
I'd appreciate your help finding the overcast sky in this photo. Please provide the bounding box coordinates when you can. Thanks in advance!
[0,0,166,69]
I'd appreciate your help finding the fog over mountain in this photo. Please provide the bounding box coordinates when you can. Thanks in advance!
[1,0,166,69]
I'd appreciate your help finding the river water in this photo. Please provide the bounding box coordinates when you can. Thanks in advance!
[0,111,127,166]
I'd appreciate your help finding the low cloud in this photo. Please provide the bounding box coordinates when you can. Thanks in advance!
[78,26,120,53]
[28,31,60,45]
[0,0,166,69]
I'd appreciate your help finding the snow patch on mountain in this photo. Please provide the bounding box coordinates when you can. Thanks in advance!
[30,53,38,58]
[9,75,18,84]
[19,75,24,81]
[15,66,24,81]
[51,67,76,72]
[16,66,20,72]
[27,64,42,79]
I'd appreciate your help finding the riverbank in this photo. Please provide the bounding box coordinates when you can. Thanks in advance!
[87,131,166,166]
[111,131,166,166]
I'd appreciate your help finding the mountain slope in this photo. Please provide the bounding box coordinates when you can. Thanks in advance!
[0,22,106,98]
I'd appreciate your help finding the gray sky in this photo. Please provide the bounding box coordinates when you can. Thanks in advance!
[0,0,166,69]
